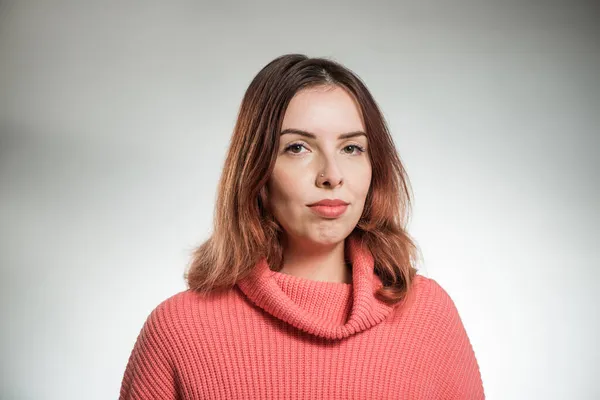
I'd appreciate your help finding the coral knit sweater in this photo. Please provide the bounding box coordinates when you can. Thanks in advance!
[120,237,485,399]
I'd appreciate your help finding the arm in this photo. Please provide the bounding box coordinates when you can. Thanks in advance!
[429,279,486,399]
[119,304,180,400]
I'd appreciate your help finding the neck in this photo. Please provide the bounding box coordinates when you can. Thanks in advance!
[277,237,352,284]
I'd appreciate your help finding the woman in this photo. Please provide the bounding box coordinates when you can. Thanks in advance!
[120,54,485,399]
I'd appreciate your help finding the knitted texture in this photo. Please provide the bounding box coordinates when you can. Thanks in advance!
[120,237,485,399]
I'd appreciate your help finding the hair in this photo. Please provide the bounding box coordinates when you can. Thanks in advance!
[184,54,421,305]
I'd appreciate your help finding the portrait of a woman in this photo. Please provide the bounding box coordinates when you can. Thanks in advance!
[119,54,485,399]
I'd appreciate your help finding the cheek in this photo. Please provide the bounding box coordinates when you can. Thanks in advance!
[267,173,309,231]
[269,168,308,205]
[350,164,372,198]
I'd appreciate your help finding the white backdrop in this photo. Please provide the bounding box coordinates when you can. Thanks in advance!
[1,1,598,399]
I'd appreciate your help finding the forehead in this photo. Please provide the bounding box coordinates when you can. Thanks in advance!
[281,86,365,137]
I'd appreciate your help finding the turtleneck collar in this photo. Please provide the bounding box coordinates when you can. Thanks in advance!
[236,235,395,340]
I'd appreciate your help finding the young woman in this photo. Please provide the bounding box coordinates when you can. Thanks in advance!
[120,54,485,399]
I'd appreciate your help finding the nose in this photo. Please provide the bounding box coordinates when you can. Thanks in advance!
[316,160,344,188]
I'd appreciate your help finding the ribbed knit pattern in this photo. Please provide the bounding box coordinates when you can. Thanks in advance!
[120,236,485,399]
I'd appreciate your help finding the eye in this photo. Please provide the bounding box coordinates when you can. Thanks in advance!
[284,142,308,155]
[342,144,366,155]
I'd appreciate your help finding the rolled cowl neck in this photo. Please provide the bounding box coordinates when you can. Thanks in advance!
[236,236,395,340]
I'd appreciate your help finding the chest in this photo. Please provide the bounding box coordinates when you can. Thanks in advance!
[172,316,441,399]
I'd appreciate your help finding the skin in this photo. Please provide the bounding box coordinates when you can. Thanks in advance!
[266,85,372,283]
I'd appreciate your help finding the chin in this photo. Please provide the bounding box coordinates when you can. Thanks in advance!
[309,230,351,246]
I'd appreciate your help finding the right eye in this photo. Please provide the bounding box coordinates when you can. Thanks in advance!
[284,143,309,155]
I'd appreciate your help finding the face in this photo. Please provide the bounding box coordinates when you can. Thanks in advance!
[266,85,372,249]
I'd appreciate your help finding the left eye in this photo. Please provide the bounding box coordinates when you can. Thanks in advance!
[343,145,364,154]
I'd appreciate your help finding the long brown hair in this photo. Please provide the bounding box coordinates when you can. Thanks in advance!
[184,54,420,305]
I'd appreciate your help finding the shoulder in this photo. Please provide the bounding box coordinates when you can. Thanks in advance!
[413,274,458,308]
[150,288,202,315]
[135,289,216,341]
[405,274,465,327]
[407,276,485,397]
[143,286,239,330]
[121,289,209,397]
[398,275,477,362]
[144,288,225,326]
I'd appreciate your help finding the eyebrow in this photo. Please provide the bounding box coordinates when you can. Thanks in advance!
[279,128,366,140]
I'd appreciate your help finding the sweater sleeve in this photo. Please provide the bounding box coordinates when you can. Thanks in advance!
[119,303,180,400]
[428,279,486,399]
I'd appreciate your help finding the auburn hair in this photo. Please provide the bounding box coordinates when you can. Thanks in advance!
[184,54,421,305]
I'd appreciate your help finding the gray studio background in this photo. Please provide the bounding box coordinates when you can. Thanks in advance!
[1,1,598,399]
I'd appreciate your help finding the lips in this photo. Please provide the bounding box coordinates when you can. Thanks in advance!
[307,199,349,218]
[307,199,349,207]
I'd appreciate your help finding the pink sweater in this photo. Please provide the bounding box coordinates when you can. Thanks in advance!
[120,237,485,399]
